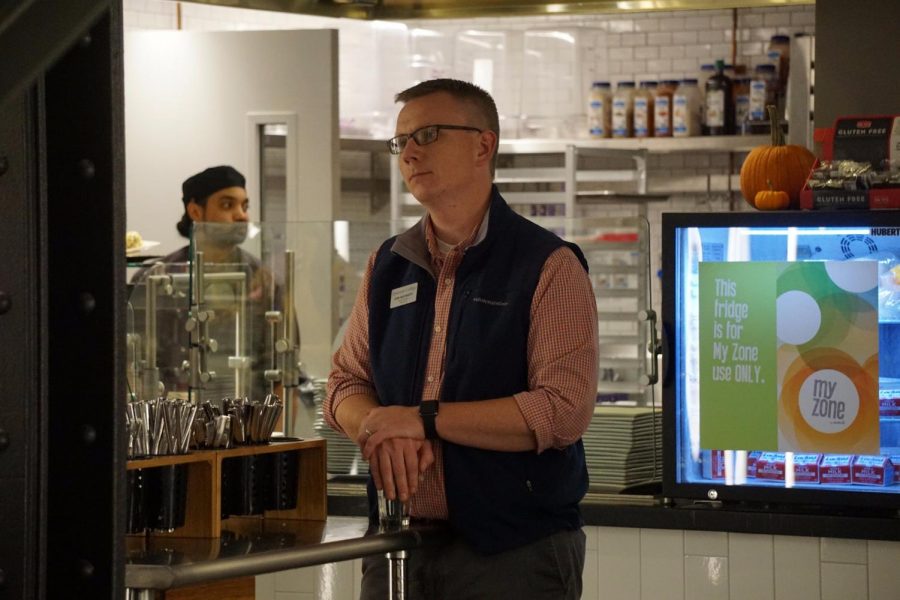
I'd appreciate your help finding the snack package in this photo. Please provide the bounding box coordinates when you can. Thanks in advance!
[807,160,877,191]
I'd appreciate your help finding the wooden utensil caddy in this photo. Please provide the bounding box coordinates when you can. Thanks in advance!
[126,439,326,538]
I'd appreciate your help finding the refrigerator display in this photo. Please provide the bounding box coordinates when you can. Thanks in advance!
[663,210,900,508]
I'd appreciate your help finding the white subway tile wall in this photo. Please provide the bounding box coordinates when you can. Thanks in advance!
[821,563,869,600]
[685,530,730,556]
[204,527,869,600]
[729,533,775,600]
[121,3,900,599]
[821,537,869,564]
[868,541,900,600]
[773,535,821,600]
[685,555,730,600]
[125,2,815,134]
[641,528,687,599]
[596,526,641,600]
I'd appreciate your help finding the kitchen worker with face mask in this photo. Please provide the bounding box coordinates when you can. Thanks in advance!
[132,166,304,414]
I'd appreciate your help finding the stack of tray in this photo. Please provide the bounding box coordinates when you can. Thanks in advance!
[583,405,662,490]
[311,380,370,477]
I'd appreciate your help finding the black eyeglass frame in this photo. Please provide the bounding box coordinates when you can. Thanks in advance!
[386,124,484,155]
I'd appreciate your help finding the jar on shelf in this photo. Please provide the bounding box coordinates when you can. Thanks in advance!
[748,63,776,126]
[612,81,635,138]
[733,76,751,135]
[654,80,679,137]
[587,81,612,139]
[633,81,657,138]
[767,34,791,93]
[673,78,701,137]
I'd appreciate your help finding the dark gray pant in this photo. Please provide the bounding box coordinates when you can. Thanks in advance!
[360,528,586,600]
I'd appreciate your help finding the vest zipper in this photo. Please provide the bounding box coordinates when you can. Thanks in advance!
[444,288,470,367]
[410,285,435,405]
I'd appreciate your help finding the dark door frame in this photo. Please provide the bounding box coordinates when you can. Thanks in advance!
[0,2,125,598]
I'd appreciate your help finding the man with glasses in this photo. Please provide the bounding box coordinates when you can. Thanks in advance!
[325,79,598,599]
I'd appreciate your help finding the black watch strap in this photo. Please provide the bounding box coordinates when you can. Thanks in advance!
[419,400,439,440]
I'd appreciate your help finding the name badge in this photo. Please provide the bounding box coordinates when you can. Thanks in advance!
[390,282,418,309]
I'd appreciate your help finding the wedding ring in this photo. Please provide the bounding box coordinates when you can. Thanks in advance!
[365,427,373,436]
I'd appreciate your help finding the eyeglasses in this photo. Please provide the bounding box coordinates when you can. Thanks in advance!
[387,124,483,155]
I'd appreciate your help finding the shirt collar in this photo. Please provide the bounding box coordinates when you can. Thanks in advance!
[423,206,490,259]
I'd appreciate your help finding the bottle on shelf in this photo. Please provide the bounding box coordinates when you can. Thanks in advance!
[612,81,635,138]
[633,81,657,138]
[734,76,751,134]
[698,63,716,91]
[767,34,791,94]
[703,59,735,136]
[697,63,716,127]
[724,64,737,82]
[748,63,776,133]
[766,49,783,93]
[654,80,679,137]
[587,81,612,139]
[673,78,701,137]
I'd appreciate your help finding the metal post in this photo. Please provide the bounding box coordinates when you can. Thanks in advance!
[141,266,171,400]
[387,548,408,600]
[280,249,300,428]
[187,251,215,404]
[125,589,162,600]
[379,493,410,600]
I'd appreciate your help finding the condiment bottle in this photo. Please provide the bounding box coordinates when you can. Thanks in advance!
[612,81,635,138]
[697,64,715,128]
[698,63,716,91]
[673,78,701,137]
[767,34,791,93]
[749,64,776,125]
[633,81,656,138]
[587,81,612,139]
[703,59,734,136]
[654,80,678,137]
[733,77,751,135]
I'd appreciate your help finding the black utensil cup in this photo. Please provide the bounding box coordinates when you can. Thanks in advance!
[145,464,188,532]
[221,454,271,517]
[126,468,147,534]
[267,450,299,511]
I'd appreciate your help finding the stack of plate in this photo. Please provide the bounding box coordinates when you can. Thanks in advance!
[583,405,662,490]
[311,380,370,476]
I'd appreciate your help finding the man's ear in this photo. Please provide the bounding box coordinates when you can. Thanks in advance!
[186,200,204,222]
[475,129,498,168]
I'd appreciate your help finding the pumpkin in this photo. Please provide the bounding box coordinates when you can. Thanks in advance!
[754,181,790,210]
[740,105,816,209]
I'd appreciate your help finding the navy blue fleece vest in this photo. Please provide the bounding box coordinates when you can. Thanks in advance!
[368,189,590,555]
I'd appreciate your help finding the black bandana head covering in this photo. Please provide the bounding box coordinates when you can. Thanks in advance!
[182,165,245,205]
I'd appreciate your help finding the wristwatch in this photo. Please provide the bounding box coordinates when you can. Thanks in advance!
[419,400,439,440]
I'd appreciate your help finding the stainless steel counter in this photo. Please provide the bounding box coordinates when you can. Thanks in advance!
[125,516,450,591]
